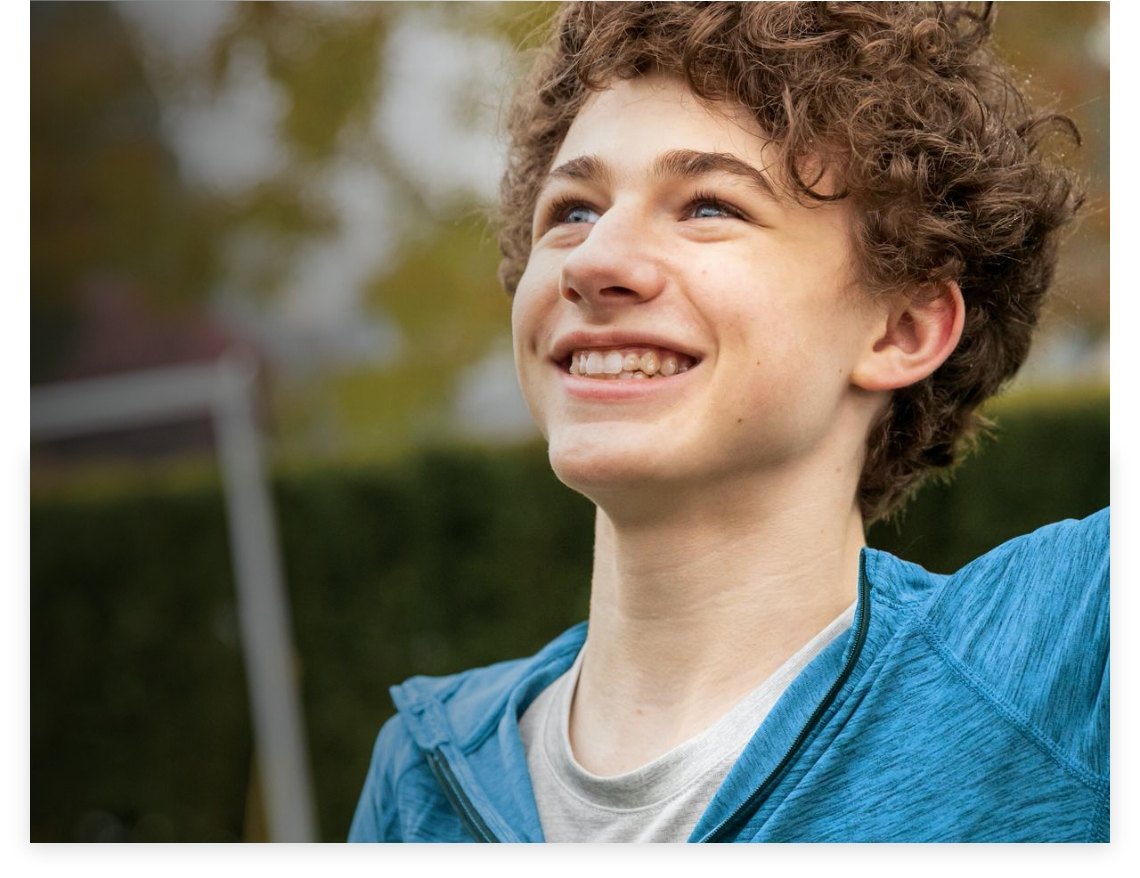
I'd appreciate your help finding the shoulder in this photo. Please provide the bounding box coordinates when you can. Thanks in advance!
[348,623,588,841]
[920,509,1109,776]
[925,508,1108,639]
[348,710,419,842]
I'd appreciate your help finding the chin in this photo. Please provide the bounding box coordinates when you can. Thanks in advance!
[546,435,663,499]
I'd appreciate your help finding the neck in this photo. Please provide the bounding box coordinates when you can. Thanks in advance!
[570,461,865,775]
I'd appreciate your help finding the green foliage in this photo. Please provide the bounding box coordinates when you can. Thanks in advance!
[366,213,508,345]
[30,392,1107,841]
[31,487,249,841]
[479,2,561,52]
[211,4,390,161]
[31,441,594,841]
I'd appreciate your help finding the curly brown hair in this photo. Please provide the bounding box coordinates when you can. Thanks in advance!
[496,1,1084,523]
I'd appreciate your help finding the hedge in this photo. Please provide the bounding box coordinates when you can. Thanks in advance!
[30,388,1108,841]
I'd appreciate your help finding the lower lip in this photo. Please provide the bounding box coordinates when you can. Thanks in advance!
[557,365,699,400]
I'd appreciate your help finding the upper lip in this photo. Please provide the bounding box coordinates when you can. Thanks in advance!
[550,330,703,365]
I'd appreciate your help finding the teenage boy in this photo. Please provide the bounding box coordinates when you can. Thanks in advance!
[350,2,1107,842]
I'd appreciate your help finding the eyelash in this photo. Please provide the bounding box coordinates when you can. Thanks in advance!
[543,196,597,227]
[689,190,746,220]
[541,191,747,229]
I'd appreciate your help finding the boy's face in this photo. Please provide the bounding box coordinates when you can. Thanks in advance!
[511,76,886,504]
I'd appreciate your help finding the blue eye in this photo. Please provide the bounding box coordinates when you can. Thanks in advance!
[560,203,600,224]
[688,195,741,220]
[692,202,730,219]
[535,196,603,241]
[540,197,602,231]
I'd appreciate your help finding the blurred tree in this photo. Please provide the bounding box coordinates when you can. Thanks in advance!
[992,1,1109,336]
[114,1,554,459]
[30,1,219,382]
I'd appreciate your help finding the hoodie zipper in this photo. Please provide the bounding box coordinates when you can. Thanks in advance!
[424,749,502,842]
[423,558,873,844]
[698,562,873,842]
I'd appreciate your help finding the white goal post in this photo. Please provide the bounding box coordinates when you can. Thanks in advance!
[31,351,318,842]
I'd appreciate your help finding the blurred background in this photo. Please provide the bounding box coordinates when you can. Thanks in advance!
[30,1,1108,842]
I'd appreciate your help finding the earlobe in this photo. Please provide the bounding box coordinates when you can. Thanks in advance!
[852,281,965,392]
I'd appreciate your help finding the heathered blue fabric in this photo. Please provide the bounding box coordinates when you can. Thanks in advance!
[349,509,1109,843]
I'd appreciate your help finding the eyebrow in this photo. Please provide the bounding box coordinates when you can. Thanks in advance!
[543,148,780,201]
[545,154,612,186]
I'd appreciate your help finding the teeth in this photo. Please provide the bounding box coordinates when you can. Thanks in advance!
[566,346,696,380]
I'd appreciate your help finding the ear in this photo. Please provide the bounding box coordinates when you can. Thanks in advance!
[852,281,965,392]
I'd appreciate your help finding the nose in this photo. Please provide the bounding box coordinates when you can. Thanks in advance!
[559,205,667,309]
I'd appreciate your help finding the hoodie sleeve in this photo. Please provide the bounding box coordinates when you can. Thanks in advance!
[348,714,408,842]
[922,508,1109,782]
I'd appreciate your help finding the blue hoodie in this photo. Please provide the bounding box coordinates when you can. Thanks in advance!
[349,509,1109,842]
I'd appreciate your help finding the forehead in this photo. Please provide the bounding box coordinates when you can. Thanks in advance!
[546,74,849,213]
[553,75,775,175]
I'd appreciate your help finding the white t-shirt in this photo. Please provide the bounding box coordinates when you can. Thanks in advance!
[518,603,856,842]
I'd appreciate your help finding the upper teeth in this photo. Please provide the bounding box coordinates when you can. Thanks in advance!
[568,347,695,379]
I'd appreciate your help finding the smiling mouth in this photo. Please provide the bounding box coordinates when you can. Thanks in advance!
[564,346,699,380]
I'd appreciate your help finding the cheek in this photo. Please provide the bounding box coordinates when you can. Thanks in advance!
[510,301,538,390]
[509,274,554,428]
[511,249,560,328]
[713,293,855,427]
[509,295,527,355]
[510,268,545,356]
